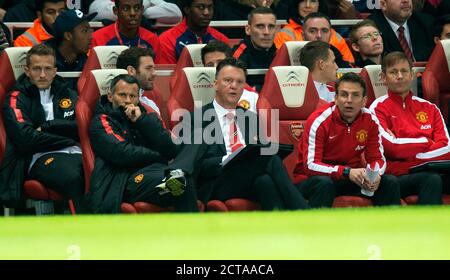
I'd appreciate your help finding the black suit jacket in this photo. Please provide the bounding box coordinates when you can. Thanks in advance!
[180,103,261,200]
[368,10,435,62]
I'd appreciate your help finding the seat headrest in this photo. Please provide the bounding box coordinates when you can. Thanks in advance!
[93,45,129,69]
[285,41,309,66]
[364,65,387,98]
[183,67,216,108]
[441,39,450,72]
[91,69,129,96]
[4,47,31,80]
[272,66,309,107]
[185,44,206,67]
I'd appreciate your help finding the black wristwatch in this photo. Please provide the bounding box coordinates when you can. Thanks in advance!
[343,167,351,178]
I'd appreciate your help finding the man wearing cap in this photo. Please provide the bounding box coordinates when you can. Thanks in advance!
[45,9,96,90]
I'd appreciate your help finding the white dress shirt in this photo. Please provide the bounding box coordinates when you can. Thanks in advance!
[212,99,246,161]
[314,81,335,103]
[384,15,415,60]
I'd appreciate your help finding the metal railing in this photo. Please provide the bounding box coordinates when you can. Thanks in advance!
[5,19,363,35]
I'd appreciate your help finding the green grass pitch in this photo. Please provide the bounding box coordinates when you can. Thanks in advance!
[1,206,450,259]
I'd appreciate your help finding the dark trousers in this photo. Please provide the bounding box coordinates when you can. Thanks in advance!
[296,175,401,208]
[123,143,206,212]
[29,153,86,212]
[202,155,309,210]
[398,172,443,205]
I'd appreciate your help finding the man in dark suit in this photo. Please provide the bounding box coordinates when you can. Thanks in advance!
[177,57,309,211]
[368,0,435,62]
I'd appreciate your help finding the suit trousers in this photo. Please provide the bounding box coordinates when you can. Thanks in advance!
[202,155,309,210]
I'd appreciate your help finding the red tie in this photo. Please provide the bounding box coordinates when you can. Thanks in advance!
[397,26,413,61]
[226,113,243,152]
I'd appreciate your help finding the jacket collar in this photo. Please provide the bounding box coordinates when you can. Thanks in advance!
[387,90,413,105]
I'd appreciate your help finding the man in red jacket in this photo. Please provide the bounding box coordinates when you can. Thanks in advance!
[369,52,448,204]
[294,73,401,208]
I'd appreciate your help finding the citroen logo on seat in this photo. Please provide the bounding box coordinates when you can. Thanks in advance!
[286,71,300,83]
[196,72,212,84]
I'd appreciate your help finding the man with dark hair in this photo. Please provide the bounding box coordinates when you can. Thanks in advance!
[0,44,85,212]
[434,14,450,43]
[294,72,401,208]
[370,51,449,204]
[232,6,277,91]
[350,19,384,67]
[156,0,229,64]
[300,40,338,103]
[301,12,354,67]
[368,0,435,62]
[45,9,96,90]
[179,57,309,210]
[201,40,259,112]
[14,0,66,47]
[88,73,203,213]
[91,0,159,53]
[116,46,163,116]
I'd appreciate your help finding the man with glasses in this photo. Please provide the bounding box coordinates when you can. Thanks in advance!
[0,44,86,212]
[156,0,229,64]
[370,52,450,204]
[350,19,384,68]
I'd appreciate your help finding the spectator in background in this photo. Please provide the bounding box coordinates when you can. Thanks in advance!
[201,40,259,112]
[156,0,229,64]
[416,0,450,18]
[14,0,66,47]
[349,19,384,67]
[434,14,450,43]
[89,0,182,24]
[274,0,326,49]
[232,7,276,91]
[213,0,279,38]
[0,44,86,212]
[91,0,159,52]
[369,52,448,204]
[300,41,338,103]
[294,73,401,208]
[301,12,354,67]
[368,0,435,62]
[116,46,163,117]
[45,9,95,90]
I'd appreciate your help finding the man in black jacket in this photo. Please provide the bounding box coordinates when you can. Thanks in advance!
[88,74,201,213]
[0,44,85,211]
[176,57,309,210]
[232,6,277,91]
[368,0,435,62]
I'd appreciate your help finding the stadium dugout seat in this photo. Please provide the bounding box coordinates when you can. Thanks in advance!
[169,44,206,93]
[155,64,176,128]
[422,40,450,123]
[76,69,204,213]
[0,47,75,215]
[166,66,260,212]
[360,65,419,107]
[167,67,216,129]
[258,65,373,207]
[269,41,309,68]
[77,45,129,94]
